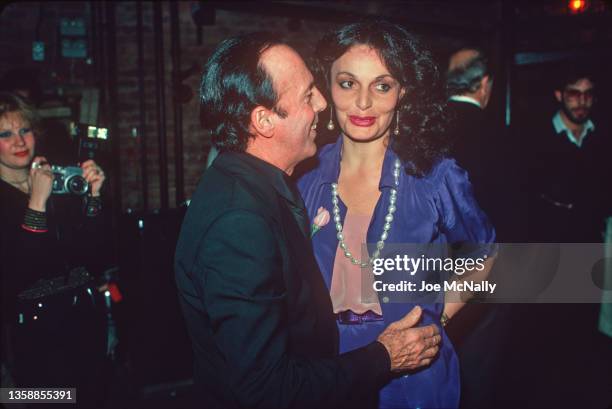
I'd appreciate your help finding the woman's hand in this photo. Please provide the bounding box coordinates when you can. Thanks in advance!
[81,160,106,197]
[28,156,53,212]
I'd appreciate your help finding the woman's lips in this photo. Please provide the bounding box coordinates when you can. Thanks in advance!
[349,115,376,127]
[14,150,29,157]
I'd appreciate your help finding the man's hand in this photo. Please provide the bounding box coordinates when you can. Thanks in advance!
[376,306,441,372]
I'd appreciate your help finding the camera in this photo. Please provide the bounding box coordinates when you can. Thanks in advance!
[51,165,89,195]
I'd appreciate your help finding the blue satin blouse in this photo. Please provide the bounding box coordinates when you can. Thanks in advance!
[298,136,496,408]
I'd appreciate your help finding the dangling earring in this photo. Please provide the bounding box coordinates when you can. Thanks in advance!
[326,105,335,131]
[393,111,400,136]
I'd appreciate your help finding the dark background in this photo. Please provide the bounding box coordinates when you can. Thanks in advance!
[1,1,611,211]
[1,1,611,408]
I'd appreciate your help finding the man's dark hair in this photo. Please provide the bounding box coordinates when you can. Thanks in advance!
[553,67,595,92]
[315,19,449,176]
[446,48,491,96]
[200,32,288,153]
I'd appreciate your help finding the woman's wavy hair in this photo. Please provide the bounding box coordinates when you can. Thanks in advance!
[200,32,288,153]
[314,20,450,176]
[0,92,43,138]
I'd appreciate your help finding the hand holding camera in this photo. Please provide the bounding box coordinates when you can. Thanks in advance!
[28,158,106,211]
[50,160,105,196]
[80,159,105,197]
[28,156,53,212]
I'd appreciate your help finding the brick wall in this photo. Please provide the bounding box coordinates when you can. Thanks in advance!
[113,2,339,210]
[1,2,478,211]
[0,1,339,211]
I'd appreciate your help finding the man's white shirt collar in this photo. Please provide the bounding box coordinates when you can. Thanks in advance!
[552,111,595,148]
[449,95,482,109]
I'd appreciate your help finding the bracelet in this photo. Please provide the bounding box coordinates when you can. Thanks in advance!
[440,312,450,327]
[86,195,102,217]
[22,208,48,233]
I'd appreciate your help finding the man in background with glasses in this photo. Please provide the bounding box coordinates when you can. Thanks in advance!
[553,74,595,147]
[528,70,610,243]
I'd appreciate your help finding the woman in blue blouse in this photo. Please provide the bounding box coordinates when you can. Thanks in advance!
[298,21,497,408]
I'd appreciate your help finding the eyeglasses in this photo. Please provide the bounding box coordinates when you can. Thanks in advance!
[563,88,594,101]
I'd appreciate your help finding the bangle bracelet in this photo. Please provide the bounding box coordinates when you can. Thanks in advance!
[23,208,48,232]
[21,224,48,233]
[440,312,450,327]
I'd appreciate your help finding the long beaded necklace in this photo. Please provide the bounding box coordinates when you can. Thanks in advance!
[331,159,401,267]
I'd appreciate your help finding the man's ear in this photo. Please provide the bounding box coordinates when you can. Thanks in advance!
[250,106,274,138]
[480,76,491,95]
[554,90,562,103]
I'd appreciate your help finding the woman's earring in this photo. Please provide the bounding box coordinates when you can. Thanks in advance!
[326,105,335,131]
[393,111,400,136]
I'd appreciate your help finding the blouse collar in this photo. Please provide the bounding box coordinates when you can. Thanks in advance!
[317,136,403,190]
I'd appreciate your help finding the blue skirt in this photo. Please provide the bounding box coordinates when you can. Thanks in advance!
[337,319,460,409]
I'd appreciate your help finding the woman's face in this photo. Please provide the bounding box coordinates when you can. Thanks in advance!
[330,44,405,142]
[0,111,36,171]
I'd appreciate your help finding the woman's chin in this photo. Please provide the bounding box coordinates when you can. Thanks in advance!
[5,159,32,170]
[20,158,34,169]
[341,128,389,144]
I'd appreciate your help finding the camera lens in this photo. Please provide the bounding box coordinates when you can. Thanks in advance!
[67,175,89,195]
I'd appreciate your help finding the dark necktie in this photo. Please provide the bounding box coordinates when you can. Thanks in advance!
[286,184,310,237]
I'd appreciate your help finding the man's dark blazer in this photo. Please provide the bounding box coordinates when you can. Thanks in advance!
[446,99,487,194]
[446,99,502,235]
[175,152,390,409]
[445,98,527,241]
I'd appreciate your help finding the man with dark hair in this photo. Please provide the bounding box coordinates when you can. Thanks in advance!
[553,71,595,148]
[518,69,612,408]
[528,70,610,242]
[445,48,494,208]
[175,33,441,409]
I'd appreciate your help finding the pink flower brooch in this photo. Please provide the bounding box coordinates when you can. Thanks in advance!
[310,206,330,237]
